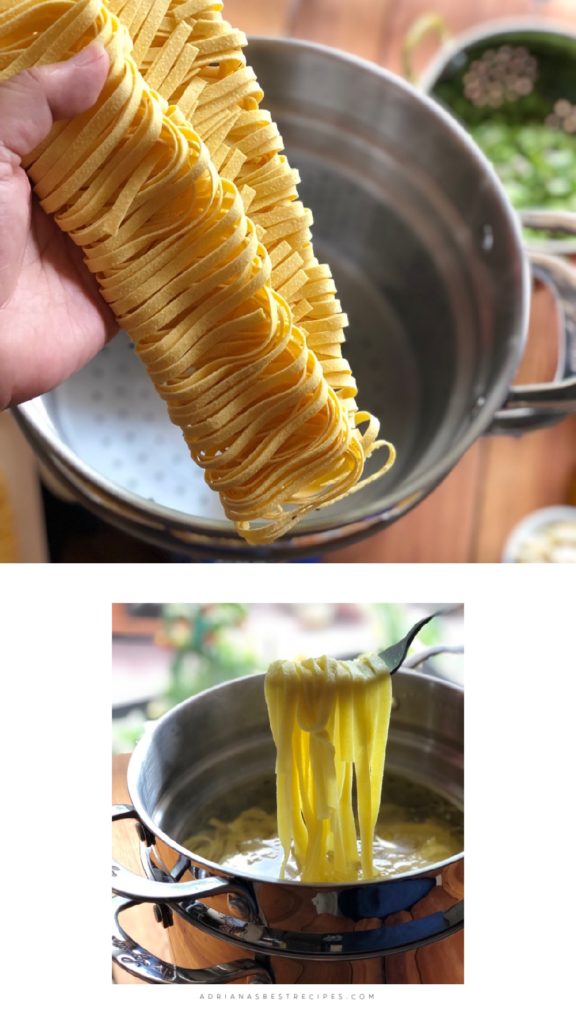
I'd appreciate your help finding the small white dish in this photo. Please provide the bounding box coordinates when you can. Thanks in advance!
[502,505,576,562]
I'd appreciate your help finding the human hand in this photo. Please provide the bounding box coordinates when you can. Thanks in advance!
[0,44,117,410]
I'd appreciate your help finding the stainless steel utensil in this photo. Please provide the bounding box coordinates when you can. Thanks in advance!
[16,38,576,559]
[379,603,461,674]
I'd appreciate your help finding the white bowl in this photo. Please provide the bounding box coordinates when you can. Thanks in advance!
[502,505,576,562]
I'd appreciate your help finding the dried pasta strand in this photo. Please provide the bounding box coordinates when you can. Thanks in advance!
[0,0,395,543]
[117,1,358,415]
[264,654,392,882]
[120,0,394,453]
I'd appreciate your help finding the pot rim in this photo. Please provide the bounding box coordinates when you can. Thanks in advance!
[126,667,464,890]
[418,16,576,95]
[16,36,528,546]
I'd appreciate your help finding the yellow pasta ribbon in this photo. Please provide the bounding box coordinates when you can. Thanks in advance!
[0,0,395,543]
[185,806,279,866]
[264,653,392,882]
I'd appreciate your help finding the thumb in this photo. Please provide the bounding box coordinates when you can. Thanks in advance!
[0,43,110,157]
[0,43,109,308]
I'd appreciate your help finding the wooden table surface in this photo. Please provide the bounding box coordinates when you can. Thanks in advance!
[222,0,576,563]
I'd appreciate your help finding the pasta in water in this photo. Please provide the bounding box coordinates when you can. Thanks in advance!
[264,654,392,882]
[0,0,395,544]
[184,791,464,882]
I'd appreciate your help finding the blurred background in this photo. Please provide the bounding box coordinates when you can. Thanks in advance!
[2,0,574,563]
[112,602,464,753]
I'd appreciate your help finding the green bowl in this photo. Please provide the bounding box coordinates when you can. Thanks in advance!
[421,20,576,253]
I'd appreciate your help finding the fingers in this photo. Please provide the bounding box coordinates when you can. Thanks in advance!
[0,43,110,158]
[0,43,109,308]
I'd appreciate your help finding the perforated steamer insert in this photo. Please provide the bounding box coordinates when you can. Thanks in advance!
[51,332,225,520]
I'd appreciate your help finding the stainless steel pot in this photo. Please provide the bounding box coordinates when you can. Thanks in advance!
[112,661,464,984]
[16,39,576,560]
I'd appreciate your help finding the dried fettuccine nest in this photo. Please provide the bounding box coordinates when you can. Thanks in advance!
[0,0,395,543]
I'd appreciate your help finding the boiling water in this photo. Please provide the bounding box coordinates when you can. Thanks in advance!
[184,773,463,882]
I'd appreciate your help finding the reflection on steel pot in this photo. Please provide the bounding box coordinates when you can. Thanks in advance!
[112,664,464,984]
[15,39,576,560]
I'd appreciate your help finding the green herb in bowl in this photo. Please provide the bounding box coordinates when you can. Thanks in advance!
[470,122,576,239]
[431,32,576,244]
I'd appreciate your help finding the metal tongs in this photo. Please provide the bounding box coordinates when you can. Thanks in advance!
[378,604,463,675]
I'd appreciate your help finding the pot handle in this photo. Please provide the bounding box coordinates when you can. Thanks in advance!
[112,804,251,906]
[402,13,450,83]
[488,248,576,434]
[112,895,273,984]
[520,210,576,237]
[403,644,464,670]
